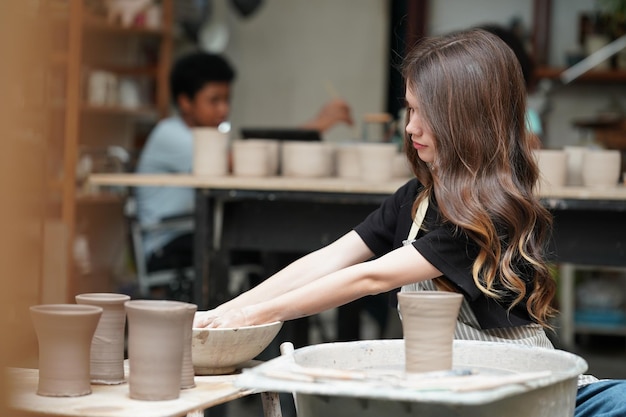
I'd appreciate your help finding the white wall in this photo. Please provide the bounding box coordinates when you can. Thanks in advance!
[222,0,390,142]
[200,0,624,149]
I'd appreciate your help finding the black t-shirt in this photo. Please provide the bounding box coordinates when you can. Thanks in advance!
[354,178,533,329]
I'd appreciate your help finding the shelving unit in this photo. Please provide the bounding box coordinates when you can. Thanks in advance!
[42,0,173,302]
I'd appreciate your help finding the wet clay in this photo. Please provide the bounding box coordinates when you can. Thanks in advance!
[125,300,195,400]
[30,304,103,397]
[397,291,463,373]
[75,293,130,384]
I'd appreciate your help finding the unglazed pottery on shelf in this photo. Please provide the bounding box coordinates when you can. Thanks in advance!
[75,293,130,384]
[582,149,622,187]
[30,304,103,397]
[125,300,195,401]
[533,149,567,190]
[397,291,463,373]
[357,142,398,182]
[281,141,334,178]
[192,127,229,176]
[231,139,272,177]
[180,303,198,389]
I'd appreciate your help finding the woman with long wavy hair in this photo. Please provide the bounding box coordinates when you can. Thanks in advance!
[195,29,624,417]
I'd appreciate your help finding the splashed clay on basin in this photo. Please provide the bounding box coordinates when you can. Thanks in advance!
[191,321,283,375]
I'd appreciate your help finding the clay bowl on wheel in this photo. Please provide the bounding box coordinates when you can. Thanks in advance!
[191,321,283,375]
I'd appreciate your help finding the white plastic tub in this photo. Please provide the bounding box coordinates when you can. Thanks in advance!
[237,339,587,417]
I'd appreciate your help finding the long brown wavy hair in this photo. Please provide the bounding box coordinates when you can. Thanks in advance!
[402,29,556,327]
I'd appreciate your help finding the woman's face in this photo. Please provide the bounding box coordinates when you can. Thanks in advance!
[405,86,436,164]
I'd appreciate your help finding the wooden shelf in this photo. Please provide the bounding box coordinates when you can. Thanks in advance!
[535,66,626,82]
[83,64,159,77]
[81,104,159,118]
[82,15,170,37]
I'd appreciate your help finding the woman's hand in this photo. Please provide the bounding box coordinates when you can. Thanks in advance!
[207,308,252,329]
[193,309,222,328]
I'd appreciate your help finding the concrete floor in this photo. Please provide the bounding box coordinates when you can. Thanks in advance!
[215,309,626,417]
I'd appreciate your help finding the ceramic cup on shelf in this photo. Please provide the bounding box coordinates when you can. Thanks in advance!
[75,293,130,385]
[192,128,229,176]
[231,139,279,177]
[30,304,103,397]
[336,143,361,179]
[582,149,622,187]
[563,146,587,186]
[397,291,463,373]
[125,300,197,401]
[357,142,398,183]
[532,149,568,190]
[281,141,334,178]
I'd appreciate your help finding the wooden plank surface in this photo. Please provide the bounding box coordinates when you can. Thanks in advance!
[88,173,626,200]
[8,367,255,417]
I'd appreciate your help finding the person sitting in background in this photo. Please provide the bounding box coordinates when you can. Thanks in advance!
[135,52,353,297]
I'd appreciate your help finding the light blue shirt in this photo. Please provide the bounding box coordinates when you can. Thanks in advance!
[135,116,194,257]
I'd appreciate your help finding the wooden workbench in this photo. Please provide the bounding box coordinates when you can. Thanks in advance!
[7,367,254,417]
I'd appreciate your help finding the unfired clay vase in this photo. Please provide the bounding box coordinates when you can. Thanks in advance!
[75,293,130,384]
[125,300,195,400]
[30,304,103,397]
[397,291,463,373]
[582,149,622,187]
[532,149,567,190]
[180,303,198,389]
[192,128,229,176]
[357,143,398,182]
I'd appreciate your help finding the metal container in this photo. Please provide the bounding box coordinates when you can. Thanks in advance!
[237,339,587,417]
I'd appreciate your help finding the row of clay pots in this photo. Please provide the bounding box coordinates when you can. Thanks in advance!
[192,128,412,182]
[30,295,197,400]
[533,148,622,189]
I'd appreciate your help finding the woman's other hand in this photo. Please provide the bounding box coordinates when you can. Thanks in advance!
[207,308,252,329]
[193,309,221,328]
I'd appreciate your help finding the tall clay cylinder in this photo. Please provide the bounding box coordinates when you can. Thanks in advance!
[125,300,194,400]
[180,302,198,389]
[75,293,130,384]
[30,304,103,397]
[397,291,463,373]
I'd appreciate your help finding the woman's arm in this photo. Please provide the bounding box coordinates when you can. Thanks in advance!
[193,230,374,327]
[208,244,443,328]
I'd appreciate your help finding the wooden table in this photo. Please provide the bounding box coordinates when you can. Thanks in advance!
[89,174,626,347]
[8,367,254,417]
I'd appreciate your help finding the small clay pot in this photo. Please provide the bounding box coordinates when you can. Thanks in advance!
[30,304,103,397]
[397,291,463,373]
[125,300,195,401]
[75,293,130,385]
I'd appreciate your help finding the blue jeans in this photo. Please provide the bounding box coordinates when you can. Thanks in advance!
[576,380,626,417]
